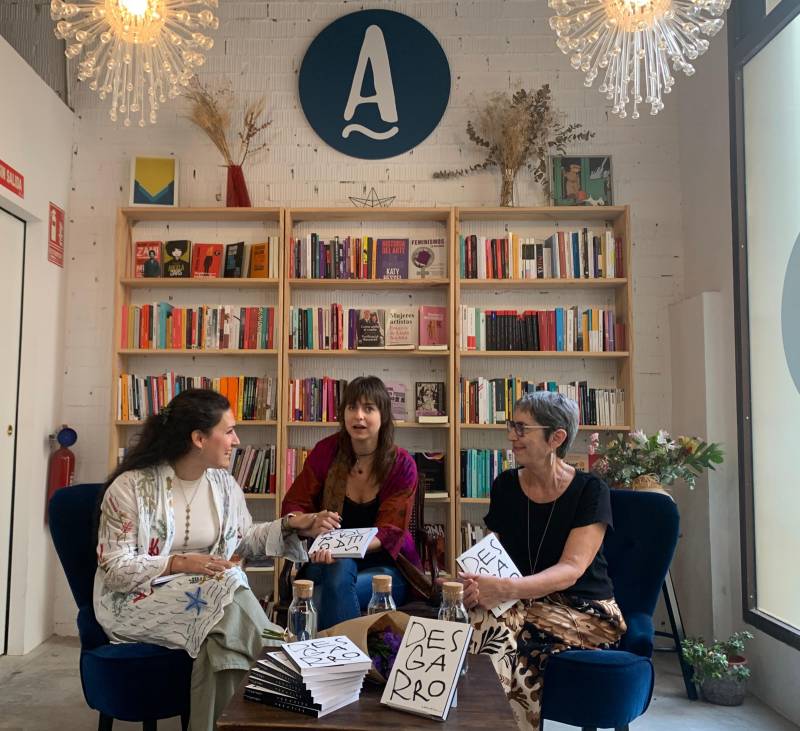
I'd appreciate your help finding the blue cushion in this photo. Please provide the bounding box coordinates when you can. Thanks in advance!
[542,650,654,728]
[81,643,192,722]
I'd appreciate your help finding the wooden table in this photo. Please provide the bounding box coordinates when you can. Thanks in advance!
[217,654,517,730]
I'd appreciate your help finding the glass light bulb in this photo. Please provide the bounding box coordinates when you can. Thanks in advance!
[118,0,148,17]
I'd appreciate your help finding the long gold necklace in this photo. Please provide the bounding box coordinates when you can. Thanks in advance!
[173,474,205,549]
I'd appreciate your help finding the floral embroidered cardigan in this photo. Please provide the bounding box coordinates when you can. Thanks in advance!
[93,464,306,658]
[281,434,422,568]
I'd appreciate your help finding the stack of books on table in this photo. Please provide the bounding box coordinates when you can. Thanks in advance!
[244,635,371,717]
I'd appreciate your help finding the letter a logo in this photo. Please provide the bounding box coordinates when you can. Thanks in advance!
[342,25,399,140]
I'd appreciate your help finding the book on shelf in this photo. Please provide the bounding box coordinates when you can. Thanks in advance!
[229,444,277,494]
[245,637,370,717]
[409,237,446,279]
[385,382,408,422]
[460,521,487,551]
[162,240,191,278]
[414,452,447,497]
[456,534,522,618]
[134,241,162,278]
[424,523,447,568]
[418,305,448,350]
[564,452,590,472]
[460,448,515,499]
[385,308,417,349]
[380,616,471,721]
[376,238,409,279]
[285,446,311,488]
[289,377,348,423]
[356,309,385,349]
[307,527,379,559]
[248,239,279,279]
[415,382,447,424]
[224,242,245,278]
[191,243,223,278]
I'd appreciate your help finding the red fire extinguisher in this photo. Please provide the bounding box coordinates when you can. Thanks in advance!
[46,425,78,522]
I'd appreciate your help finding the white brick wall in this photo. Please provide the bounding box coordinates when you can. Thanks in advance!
[62,0,685,484]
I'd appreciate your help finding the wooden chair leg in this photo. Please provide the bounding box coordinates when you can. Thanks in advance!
[181,710,190,731]
[142,721,157,731]
[98,713,113,731]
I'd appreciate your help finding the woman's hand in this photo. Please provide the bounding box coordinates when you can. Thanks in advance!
[458,572,510,611]
[292,510,341,538]
[309,549,335,564]
[170,553,236,577]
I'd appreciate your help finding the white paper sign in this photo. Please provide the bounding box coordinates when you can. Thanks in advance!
[307,527,378,558]
[456,533,522,617]
[380,616,472,721]
[282,635,371,673]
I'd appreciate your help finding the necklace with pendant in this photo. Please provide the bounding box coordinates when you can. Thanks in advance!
[172,474,205,549]
[353,449,377,475]
[524,468,562,575]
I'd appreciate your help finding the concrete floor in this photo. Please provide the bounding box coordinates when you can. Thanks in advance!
[0,636,796,730]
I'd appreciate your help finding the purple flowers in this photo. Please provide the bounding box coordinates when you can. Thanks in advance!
[368,627,403,681]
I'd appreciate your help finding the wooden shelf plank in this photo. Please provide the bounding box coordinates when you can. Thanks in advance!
[459,278,627,289]
[289,349,450,357]
[458,350,629,359]
[287,207,451,223]
[287,421,451,429]
[457,206,627,222]
[243,494,276,500]
[121,278,279,288]
[116,420,277,427]
[122,206,281,223]
[288,278,449,288]
[460,498,490,504]
[117,349,278,356]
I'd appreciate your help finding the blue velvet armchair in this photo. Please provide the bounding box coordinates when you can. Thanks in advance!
[541,489,680,731]
[49,483,192,731]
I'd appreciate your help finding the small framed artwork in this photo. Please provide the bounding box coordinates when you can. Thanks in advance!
[130,156,179,207]
[550,156,613,206]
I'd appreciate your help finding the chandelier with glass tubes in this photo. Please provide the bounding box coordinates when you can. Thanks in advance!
[548,0,730,119]
[51,0,219,127]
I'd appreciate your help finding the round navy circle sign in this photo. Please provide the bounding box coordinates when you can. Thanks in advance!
[299,9,450,160]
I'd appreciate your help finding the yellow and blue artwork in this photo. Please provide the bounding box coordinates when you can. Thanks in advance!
[130,156,178,206]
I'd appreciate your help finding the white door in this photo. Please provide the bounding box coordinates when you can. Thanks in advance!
[0,207,25,654]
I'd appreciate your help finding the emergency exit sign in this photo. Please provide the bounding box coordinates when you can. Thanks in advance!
[0,159,24,198]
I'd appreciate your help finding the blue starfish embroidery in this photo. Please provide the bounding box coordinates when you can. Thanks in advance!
[184,587,207,616]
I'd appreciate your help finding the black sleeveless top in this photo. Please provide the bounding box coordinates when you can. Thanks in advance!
[341,495,380,529]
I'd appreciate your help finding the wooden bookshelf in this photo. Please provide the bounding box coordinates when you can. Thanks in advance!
[453,206,635,556]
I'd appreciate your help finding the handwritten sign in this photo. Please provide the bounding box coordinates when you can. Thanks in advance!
[381,616,471,721]
[456,533,522,617]
[308,527,378,559]
[0,159,24,198]
[283,635,371,676]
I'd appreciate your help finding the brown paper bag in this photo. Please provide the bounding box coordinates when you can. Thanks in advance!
[318,611,410,684]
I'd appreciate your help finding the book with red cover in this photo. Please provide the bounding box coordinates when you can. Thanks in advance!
[134,241,163,278]
[191,243,224,278]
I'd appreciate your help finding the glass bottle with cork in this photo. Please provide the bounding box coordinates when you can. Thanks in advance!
[367,574,397,615]
[288,579,317,641]
[438,581,470,675]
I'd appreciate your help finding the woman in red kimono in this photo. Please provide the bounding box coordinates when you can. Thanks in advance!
[281,376,420,629]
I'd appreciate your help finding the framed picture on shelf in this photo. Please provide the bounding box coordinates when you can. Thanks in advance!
[550,155,613,207]
[129,156,179,207]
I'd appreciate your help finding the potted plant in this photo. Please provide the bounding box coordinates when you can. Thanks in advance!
[681,631,753,705]
[590,430,724,494]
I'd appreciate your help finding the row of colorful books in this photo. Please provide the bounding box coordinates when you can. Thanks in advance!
[133,239,280,279]
[459,377,625,426]
[460,449,516,499]
[117,373,277,421]
[119,304,276,350]
[288,235,446,280]
[459,228,623,280]
[289,305,447,351]
[229,444,277,494]
[458,305,625,352]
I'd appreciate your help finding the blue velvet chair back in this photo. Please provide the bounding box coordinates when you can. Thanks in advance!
[49,483,109,650]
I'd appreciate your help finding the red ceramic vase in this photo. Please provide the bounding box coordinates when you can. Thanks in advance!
[226,165,252,207]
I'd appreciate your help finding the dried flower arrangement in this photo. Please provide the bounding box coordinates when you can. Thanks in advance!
[434,84,594,206]
[183,77,270,207]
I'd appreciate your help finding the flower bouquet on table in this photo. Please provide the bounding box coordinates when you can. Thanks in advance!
[318,610,410,685]
[590,429,724,494]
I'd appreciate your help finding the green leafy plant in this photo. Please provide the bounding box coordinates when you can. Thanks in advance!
[590,429,724,490]
[433,84,594,205]
[681,632,754,684]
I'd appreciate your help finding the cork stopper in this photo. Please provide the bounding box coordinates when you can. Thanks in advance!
[372,574,392,593]
[293,579,314,599]
[442,581,464,600]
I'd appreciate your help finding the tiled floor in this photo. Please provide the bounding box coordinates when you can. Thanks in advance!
[0,636,796,730]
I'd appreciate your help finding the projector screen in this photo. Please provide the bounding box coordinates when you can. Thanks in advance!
[743,12,800,631]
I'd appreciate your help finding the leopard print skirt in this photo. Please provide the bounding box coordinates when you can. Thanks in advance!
[470,593,626,730]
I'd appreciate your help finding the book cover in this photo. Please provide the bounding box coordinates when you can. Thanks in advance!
[418,305,448,350]
[385,382,408,421]
[415,382,447,423]
[356,309,385,349]
[376,238,409,279]
[134,241,163,277]
[409,237,446,279]
[456,534,523,617]
[307,528,379,559]
[191,243,223,278]
[162,240,191,278]
[380,616,472,721]
[283,636,372,675]
[248,242,269,278]
[415,452,447,497]
[224,242,245,278]
[423,523,447,567]
[385,308,417,349]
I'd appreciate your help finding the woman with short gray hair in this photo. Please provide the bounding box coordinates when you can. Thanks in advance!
[461,390,624,730]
